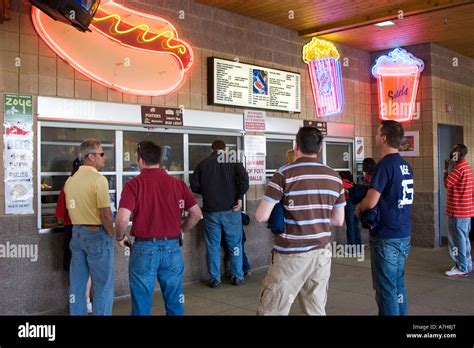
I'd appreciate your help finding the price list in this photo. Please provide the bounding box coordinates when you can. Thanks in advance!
[211,58,301,112]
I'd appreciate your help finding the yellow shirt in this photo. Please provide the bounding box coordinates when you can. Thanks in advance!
[64,165,110,225]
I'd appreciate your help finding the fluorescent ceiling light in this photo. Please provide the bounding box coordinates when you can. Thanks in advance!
[374,21,395,27]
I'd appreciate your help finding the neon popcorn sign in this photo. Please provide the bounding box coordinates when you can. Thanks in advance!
[372,48,424,122]
[303,38,344,117]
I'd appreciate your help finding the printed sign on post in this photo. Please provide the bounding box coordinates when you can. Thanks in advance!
[244,110,266,131]
[355,137,364,161]
[246,157,266,185]
[3,93,34,215]
[244,135,266,157]
[4,93,33,126]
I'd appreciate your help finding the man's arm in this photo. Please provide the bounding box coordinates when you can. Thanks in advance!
[256,199,276,223]
[444,167,460,190]
[235,163,250,198]
[100,207,115,237]
[115,207,131,240]
[355,188,381,217]
[330,207,345,226]
[189,163,201,194]
[181,204,202,232]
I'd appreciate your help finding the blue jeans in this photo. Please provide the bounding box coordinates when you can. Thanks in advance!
[223,230,250,275]
[242,231,250,273]
[345,201,361,246]
[129,239,184,316]
[448,217,473,273]
[69,226,114,315]
[204,210,243,281]
[370,236,410,316]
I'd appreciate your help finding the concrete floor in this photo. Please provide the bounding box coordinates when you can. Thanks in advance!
[47,246,474,315]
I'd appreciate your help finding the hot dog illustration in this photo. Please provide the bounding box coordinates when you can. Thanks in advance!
[31,1,194,96]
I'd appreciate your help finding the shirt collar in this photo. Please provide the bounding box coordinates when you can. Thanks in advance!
[455,159,467,166]
[140,167,164,175]
[294,156,319,163]
[79,165,98,173]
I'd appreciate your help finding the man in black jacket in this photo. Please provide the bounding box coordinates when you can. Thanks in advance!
[190,140,249,288]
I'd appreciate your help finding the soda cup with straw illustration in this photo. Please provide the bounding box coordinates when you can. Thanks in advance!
[303,38,344,117]
[371,48,424,122]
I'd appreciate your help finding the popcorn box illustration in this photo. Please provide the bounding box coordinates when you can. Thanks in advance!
[372,48,424,122]
[303,38,344,117]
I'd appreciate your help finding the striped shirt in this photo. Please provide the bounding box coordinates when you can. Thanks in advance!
[445,159,474,218]
[263,157,345,254]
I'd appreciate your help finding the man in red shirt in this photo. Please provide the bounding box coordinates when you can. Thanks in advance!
[444,144,474,277]
[115,141,202,315]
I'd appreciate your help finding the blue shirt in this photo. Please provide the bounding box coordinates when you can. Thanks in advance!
[370,153,414,238]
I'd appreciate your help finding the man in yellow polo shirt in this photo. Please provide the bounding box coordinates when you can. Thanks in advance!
[65,138,115,315]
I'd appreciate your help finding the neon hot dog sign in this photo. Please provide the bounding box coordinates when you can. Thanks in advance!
[31,0,194,96]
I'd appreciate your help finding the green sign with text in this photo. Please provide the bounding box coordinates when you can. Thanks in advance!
[4,93,33,125]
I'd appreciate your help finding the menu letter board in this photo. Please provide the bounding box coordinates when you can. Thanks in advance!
[208,57,301,113]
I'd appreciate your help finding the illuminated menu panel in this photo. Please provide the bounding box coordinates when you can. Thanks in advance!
[208,57,301,113]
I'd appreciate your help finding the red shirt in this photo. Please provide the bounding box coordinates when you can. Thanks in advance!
[56,188,72,226]
[445,159,474,218]
[342,179,353,200]
[119,168,197,237]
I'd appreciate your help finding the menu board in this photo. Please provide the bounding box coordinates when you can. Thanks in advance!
[208,57,301,113]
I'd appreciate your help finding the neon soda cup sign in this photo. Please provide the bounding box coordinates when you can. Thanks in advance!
[303,38,344,117]
[372,48,424,122]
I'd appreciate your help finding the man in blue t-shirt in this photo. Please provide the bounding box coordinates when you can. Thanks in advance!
[356,120,414,316]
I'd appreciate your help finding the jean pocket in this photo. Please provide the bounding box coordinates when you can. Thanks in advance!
[83,233,105,256]
[130,245,154,276]
[168,247,184,274]
[403,240,411,258]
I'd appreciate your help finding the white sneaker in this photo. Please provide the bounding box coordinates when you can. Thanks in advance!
[445,266,468,277]
[87,299,93,314]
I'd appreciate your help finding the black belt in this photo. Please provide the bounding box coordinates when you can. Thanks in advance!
[135,236,179,242]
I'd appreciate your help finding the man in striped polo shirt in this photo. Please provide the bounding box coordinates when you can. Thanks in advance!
[444,144,474,277]
[255,126,345,315]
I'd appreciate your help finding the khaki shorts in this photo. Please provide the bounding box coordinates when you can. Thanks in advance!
[257,247,332,315]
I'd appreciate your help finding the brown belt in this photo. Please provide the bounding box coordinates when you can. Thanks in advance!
[78,224,102,231]
[135,236,179,242]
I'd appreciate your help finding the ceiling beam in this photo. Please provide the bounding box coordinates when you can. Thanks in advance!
[299,0,473,37]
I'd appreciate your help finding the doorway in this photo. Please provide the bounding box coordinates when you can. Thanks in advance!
[437,124,463,246]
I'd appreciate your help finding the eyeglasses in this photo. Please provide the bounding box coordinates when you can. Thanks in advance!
[87,152,105,157]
